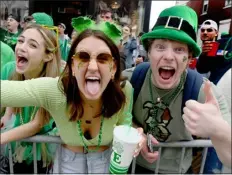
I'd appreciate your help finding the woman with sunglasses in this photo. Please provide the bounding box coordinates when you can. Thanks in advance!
[1,17,145,173]
[0,23,61,173]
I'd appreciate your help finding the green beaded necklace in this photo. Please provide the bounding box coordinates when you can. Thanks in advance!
[77,115,104,153]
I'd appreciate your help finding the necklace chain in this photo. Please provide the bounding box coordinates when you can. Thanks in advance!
[77,115,104,153]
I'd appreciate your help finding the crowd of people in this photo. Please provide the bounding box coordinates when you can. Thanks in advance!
[0,4,231,174]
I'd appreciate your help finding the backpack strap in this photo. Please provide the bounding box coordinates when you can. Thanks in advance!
[130,62,150,102]
[181,68,203,114]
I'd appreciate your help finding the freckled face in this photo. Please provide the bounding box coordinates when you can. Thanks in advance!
[148,39,191,89]
[72,36,117,100]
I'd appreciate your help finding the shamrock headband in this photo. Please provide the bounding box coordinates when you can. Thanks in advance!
[71,16,122,44]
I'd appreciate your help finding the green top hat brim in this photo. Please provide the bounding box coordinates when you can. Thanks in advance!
[141,27,201,57]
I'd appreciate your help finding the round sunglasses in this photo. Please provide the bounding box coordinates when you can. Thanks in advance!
[72,51,114,66]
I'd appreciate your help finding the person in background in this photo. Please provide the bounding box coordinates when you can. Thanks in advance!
[200,20,218,43]
[196,19,218,78]
[121,32,147,79]
[0,14,22,50]
[197,28,232,85]
[120,25,137,68]
[57,22,70,61]
[99,8,113,22]
[0,41,15,68]
[21,16,35,29]
[134,32,148,66]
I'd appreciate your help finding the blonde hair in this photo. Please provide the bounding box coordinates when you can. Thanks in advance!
[11,23,61,124]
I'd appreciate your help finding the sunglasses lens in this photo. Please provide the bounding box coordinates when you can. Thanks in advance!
[97,53,113,64]
[75,52,90,62]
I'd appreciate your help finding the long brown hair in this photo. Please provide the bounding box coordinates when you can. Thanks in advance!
[11,24,61,123]
[59,29,126,121]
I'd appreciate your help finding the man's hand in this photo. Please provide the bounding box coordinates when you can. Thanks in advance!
[202,41,213,53]
[183,81,222,138]
[140,134,159,163]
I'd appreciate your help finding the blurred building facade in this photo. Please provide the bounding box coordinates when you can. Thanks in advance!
[0,0,150,37]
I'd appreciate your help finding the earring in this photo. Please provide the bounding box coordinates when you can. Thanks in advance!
[72,71,75,76]
[111,74,114,80]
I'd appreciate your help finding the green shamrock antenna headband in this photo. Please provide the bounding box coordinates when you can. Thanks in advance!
[71,16,122,44]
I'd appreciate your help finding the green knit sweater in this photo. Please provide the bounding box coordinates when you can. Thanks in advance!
[1,77,133,146]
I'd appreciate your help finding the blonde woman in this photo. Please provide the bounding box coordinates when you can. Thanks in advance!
[0,23,61,173]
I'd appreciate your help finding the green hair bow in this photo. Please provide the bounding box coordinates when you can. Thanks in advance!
[71,16,122,44]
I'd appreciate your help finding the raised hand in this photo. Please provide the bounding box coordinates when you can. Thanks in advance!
[183,81,222,138]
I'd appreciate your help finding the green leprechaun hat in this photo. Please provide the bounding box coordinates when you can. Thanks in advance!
[141,5,201,57]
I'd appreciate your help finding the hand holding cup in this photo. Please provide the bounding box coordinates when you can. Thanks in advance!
[202,41,213,53]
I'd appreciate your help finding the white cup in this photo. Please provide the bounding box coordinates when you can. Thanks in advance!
[109,125,141,174]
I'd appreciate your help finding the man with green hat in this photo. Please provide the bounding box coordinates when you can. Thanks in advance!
[124,5,230,173]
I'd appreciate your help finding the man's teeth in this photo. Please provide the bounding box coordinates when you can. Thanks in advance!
[160,66,175,70]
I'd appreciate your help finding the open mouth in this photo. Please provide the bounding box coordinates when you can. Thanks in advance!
[158,66,175,80]
[17,56,28,67]
[85,77,101,95]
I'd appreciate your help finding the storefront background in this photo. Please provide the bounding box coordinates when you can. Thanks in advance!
[0,0,149,37]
